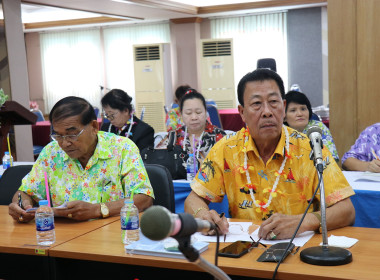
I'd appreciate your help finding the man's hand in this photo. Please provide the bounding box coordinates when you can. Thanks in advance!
[258,213,302,240]
[8,202,35,223]
[54,200,99,221]
[367,159,380,173]
[196,208,229,236]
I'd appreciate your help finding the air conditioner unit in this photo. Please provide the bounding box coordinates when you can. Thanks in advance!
[134,43,172,132]
[200,39,236,109]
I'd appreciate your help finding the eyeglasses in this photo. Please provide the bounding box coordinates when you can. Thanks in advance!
[103,111,119,121]
[50,127,86,142]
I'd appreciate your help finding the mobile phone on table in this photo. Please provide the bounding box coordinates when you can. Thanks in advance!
[218,240,252,258]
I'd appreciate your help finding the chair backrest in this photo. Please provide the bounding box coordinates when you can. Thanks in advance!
[93,106,100,118]
[206,104,223,129]
[206,99,217,107]
[140,107,145,121]
[144,164,175,213]
[311,113,321,121]
[257,58,277,72]
[0,165,33,205]
[31,109,45,122]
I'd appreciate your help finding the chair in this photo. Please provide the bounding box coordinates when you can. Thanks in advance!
[257,58,277,72]
[206,104,223,129]
[31,109,45,122]
[0,165,33,205]
[311,113,321,121]
[144,164,175,213]
[206,99,217,107]
[93,106,100,118]
[140,106,145,121]
[171,103,179,109]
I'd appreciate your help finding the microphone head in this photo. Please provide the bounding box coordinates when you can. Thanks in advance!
[306,125,323,138]
[140,205,174,241]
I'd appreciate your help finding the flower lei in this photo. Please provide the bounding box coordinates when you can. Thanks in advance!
[108,114,134,138]
[242,125,290,213]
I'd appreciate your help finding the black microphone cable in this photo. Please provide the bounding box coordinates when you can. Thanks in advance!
[271,171,322,280]
[215,227,220,267]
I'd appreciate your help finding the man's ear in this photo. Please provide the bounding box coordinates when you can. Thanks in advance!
[238,104,245,123]
[90,119,99,133]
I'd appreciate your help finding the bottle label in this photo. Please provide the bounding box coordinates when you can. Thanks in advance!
[3,162,10,170]
[121,215,139,230]
[36,216,55,231]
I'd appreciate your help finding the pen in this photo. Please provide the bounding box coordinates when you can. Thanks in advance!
[18,193,23,209]
[371,148,380,160]
[219,212,226,242]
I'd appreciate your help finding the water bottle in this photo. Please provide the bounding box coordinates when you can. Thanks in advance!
[186,153,196,181]
[35,200,55,245]
[2,151,12,170]
[121,198,139,244]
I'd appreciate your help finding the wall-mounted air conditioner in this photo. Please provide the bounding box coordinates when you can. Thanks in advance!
[200,39,236,109]
[134,43,172,132]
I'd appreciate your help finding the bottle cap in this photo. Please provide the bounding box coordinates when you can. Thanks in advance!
[189,153,194,157]
[39,200,48,206]
[4,151,9,155]
[124,198,132,204]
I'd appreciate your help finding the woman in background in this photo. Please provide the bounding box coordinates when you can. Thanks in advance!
[175,90,225,165]
[101,89,154,151]
[284,90,339,162]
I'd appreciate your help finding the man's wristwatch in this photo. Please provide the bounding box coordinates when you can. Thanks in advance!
[100,203,110,218]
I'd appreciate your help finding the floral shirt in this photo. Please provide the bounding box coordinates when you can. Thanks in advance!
[303,120,339,162]
[19,131,154,206]
[191,126,354,221]
[342,123,380,164]
[166,107,183,132]
[175,120,226,163]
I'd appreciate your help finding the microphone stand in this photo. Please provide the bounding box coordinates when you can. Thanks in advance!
[300,149,352,266]
[175,235,231,280]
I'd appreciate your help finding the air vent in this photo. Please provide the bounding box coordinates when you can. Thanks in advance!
[202,40,231,57]
[135,46,160,61]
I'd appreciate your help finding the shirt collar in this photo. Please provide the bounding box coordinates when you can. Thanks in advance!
[61,131,111,163]
[243,126,286,159]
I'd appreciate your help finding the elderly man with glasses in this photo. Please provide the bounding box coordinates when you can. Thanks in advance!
[9,96,154,223]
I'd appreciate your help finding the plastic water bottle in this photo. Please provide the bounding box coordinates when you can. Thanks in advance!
[2,151,12,170]
[121,198,139,244]
[35,200,55,245]
[186,153,196,181]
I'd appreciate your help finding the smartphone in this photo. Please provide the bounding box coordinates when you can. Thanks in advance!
[26,207,38,213]
[218,240,252,258]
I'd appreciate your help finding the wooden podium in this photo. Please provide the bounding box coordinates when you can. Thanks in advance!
[0,101,37,158]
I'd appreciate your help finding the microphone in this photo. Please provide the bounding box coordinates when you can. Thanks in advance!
[306,126,324,172]
[140,205,215,241]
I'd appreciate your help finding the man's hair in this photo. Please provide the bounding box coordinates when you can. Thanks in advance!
[179,89,207,112]
[101,89,133,113]
[175,85,192,101]
[284,90,313,120]
[237,69,285,106]
[49,96,96,125]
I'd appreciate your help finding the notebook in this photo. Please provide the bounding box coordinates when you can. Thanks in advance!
[125,233,209,259]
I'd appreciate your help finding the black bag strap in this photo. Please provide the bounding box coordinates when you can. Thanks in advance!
[167,131,176,151]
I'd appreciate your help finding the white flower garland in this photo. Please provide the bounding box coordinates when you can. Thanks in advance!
[244,125,290,212]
